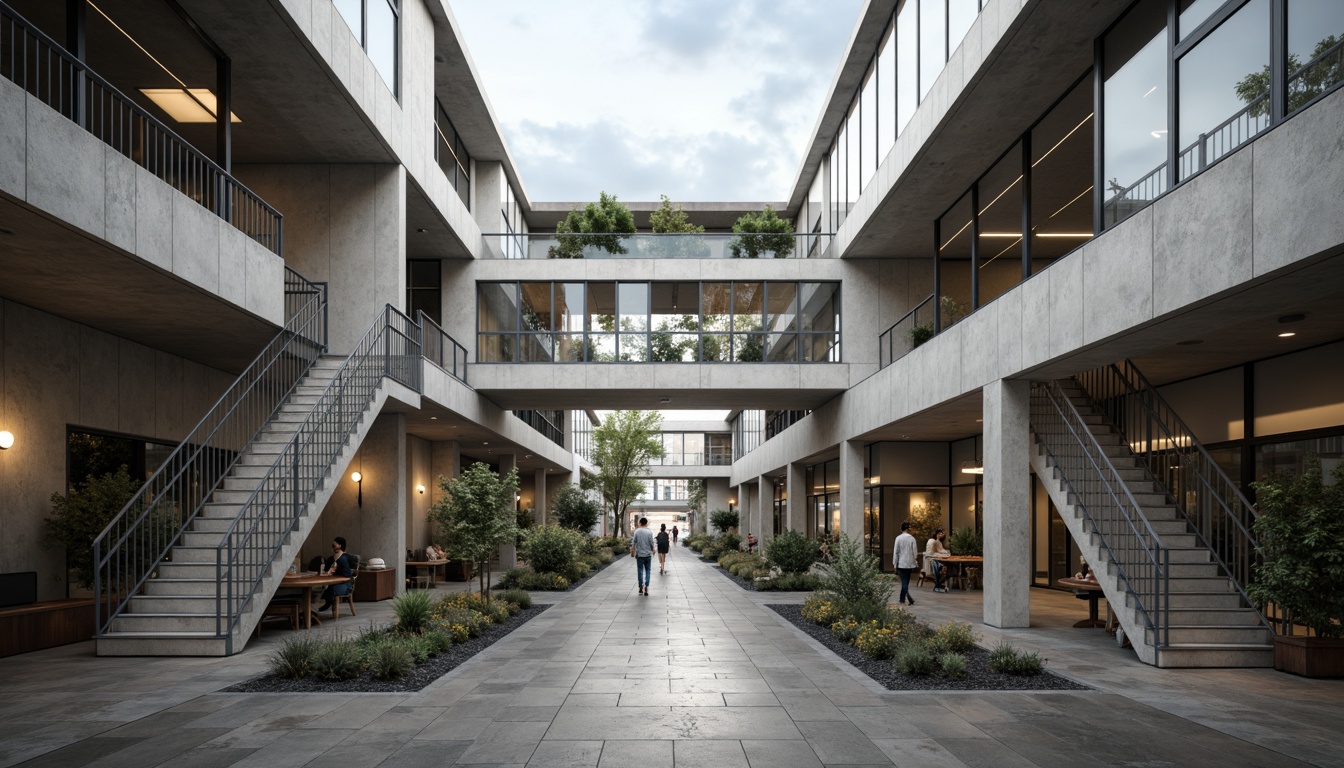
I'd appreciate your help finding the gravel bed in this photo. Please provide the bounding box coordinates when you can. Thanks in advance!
[224,604,550,694]
[767,604,1090,692]
[711,564,760,591]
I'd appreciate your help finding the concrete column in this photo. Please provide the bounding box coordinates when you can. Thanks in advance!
[534,469,548,526]
[429,440,460,510]
[756,475,773,545]
[983,378,1032,628]
[472,161,505,239]
[787,462,807,534]
[497,453,518,570]
[839,440,865,540]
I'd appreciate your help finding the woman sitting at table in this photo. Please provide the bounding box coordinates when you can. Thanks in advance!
[924,528,951,593]
[424,543,445,561]
[317,536,352,613]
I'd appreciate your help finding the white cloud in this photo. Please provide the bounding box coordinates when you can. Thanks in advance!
[449,0,863,202]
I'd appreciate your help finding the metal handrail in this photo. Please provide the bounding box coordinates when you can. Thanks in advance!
[0,1,283,254]
[418,311,469,384]
[1075,361,1267,630]
[213,304,422,652]
[877,294,935,369]
[93,268,326,636]
[1031,379,1171,648]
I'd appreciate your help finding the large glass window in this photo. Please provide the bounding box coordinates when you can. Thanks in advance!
[897,0,919,133]
[938,192,974,327]
[1287,1,1344,113]
[1177,0,1270,181]
[407,260,441,326]
[435,100,472,209]
[1030,77,1094,271]
[478,282,839,363]
[846,102,862,211]
[1102,0,1168,228]
[949,0,979,54]
[860,66,877,192]
[829,144,842,232]
[919,0,946,100]
[877,23,897,165]
[334,0,399,96]
[977,141,1023,307]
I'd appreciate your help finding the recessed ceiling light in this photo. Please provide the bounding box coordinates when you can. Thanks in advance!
[1176,339,1203,346]
[659,397,671,404]
[416,228,427,233]
[483,441,489,445]
[429,416,437,420]
[1278,332,1296,338]
[524,454,533,459]
[139,88,241,123]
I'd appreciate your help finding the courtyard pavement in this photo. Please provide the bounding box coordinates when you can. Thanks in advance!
[1,548,1342,767]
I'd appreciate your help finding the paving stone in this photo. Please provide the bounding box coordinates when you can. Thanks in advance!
[672,739,749,767]
[523,739,603,767]
[596,739,673,768]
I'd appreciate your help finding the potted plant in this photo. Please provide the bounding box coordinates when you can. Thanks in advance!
[909,323,934,349]
[44,466,170,597]
[1248,456,1344,677]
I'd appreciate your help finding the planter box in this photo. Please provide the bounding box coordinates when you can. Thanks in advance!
[354,568,396,602]
[446,560,473,582]
[1273,635,1344,678]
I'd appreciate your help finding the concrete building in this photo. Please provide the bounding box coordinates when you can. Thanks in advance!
[1,0,1342,668]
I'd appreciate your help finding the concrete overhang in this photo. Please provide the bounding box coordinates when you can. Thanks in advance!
[643,465,733,480]
[469,364,854,411]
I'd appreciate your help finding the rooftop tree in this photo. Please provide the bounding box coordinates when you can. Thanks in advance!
[729,205,796,258]
[549,192,636,258]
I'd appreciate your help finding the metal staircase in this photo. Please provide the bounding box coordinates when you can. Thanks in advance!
[93,276,430,655]
[1029,363,1273,668]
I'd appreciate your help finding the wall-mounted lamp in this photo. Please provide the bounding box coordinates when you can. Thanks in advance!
[0,430,13,450]
[351,471,363,507]
[960,461,984,475]
[417,484,426,495]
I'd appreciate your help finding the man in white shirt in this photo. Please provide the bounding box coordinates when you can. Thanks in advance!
[893,522,918,606]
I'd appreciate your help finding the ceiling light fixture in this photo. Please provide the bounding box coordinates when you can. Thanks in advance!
[659,397,671,404]
[1278,332,1297,338]
[140,88,241,123]
[961,461,984,475]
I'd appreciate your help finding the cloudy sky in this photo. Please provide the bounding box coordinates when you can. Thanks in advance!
[448,0,865,203]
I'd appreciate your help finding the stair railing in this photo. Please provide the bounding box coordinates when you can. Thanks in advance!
[1075,360,1267,628]
[92,269,326,637]
[1031,380,1172,648]
[213,305,421,652]
[418,311,469,384]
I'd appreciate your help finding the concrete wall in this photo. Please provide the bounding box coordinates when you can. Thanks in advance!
[0,299,234,601]
[0,77,285,327]
[236,164,407,352]
[407,434,433,551]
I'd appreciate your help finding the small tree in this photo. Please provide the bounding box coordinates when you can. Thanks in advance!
[45,466,147,590]
[908,500,943,545]
[549,192,636,258]
[591,411,665,536]
[428,462,520,598]
[729,205,796,258]
[553,483,601,534]
[650,194,705,234]
[710,508,739,534]
[648,195,710,258]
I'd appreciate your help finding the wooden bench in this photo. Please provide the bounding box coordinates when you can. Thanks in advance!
[0,599,96,658]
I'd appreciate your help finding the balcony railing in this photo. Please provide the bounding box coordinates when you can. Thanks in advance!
[877,295,934,369]
[0,2,283,255]
[418,311,468,384]
[480,232,833,260]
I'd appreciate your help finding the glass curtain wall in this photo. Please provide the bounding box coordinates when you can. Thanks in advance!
[806,459,841,540]
[500,182,527,259]
[774,480,787,536]
[334,0,399,96]
[976,141,1025,307]
[936,193,974,328]
[478,282,840,363]
[406,260,441,325]
[650,433,722,466]
[435,99,471,209]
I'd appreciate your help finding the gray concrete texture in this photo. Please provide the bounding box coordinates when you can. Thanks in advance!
[1,551,1341,767]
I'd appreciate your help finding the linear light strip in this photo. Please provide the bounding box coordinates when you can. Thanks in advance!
[88,1,217,119]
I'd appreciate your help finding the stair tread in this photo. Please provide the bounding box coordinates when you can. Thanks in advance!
[1161,642,1273,649]
[99,631,224,638]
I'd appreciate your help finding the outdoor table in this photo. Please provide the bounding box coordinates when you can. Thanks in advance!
[1058,577,1107,628]
[936,555,984,590]
[279,573,350,629]
[406,560,449,587]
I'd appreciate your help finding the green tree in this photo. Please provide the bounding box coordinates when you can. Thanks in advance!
[710,508,739,534]
[908,501,943,545]
[648,194,711,258]
[591,411,665,536]
[548,192,637,259]
[553,483,601,533]
[1236,37,1343,117]
[729,205,796,258]
[45,466,152,590]
[428,462,520,598]
[649,194,705,233]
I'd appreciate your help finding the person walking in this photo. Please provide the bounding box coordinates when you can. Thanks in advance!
[631,517,655,596]
[893,522,918,606]
[656,523,671,574]
[672,525,679,545]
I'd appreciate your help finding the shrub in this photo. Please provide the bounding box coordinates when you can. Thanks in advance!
[424,630,454,654]
[834,598,892,625]
[365,637,415,679]
[718,532,743,552]
[434,617,471,644]
[757,573,823,591]
[499,567,530,589]
[884,605,921,635]
[309,638,362,680]
[268,635,320,678]
[831,616,863,643]
[766,529,819,574]
[940,652,968,679]
[521,525,585,577]
[483,598,512,624]
[855,624,901,659]
[436,607,489,637]
[500,589,532,609]
[439,591,490,613]
[392,589,435,634]
[894,640,937,676]
[801,595,843,626]
[553,483,601,533]
[710,508,739,533]
[989,642,1044,675]
[815,534,895,607]
[930,621,979,654]
[514,571,570,591]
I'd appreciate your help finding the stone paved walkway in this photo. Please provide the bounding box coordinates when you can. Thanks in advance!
[1,548,1342,767]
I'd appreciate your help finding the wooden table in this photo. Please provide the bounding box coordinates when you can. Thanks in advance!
[279,573,350,629]
[1058,577,1107,628]
[406,560,449,587]
[933,556,984,590]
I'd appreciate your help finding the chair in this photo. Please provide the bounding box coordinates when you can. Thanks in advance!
[333,554,359,619]
[260,596,302,634]
[915,553,931,588]
[962,567,981,590]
